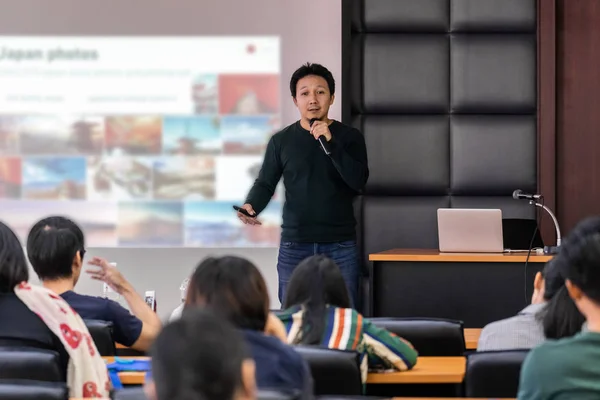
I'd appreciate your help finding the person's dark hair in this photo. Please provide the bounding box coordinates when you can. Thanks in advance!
[283,255,351,345]
[0,221,29,293]
[151,308,249,400]
[537,216,600,338]
[541,285,586,339]
[290,62,335,98]
[562,231,600,304]
[185,256,269,331]
[27,226,81,281]
[27,216,86,260]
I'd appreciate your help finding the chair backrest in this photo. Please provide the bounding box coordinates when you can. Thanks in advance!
[113,387,147,400]
[0,347,63,382]
[84,319,116,356]
[465,349,530,398]
[294,346,362,396]
[0,381,68,400]
[368,318,465,356]
[258,388,301,400]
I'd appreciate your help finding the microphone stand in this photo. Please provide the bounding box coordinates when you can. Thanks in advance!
[530,200,561,254]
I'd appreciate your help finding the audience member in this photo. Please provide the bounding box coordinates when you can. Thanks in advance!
[185,256,312,397]
[518,216,600,399]
[145,308,256,400]
[278,255,418,383]
[27,216,161,352]
[478,260,555,351]
[0,220,109,398]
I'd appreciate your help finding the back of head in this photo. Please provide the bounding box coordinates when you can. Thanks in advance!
[185,256,269,331]
[27,224,81,281]
[151,308,251,400]
[540,216,600,337]
[283,255,351,345]
[0,221,28,293]
[561,230,600,306]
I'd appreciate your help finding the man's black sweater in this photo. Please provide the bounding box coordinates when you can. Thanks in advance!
[245,120,369,243]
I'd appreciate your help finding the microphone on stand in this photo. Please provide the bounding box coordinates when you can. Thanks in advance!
[310,118,331,156]
[512,189,562,254]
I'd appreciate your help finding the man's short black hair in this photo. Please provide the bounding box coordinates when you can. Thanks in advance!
[27,225,81,281]
[151,308,249,400]
[561,217,600,304]
[290,62,335,98]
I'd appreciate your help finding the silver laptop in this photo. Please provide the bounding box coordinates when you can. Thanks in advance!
[437,208,504,253]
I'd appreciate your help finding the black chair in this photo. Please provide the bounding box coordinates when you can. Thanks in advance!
[113,387,148,400]
[368,318,465,356]
[84,319,116,356]
[258,388,301,400]
[465,349,530,398]
[0,381,68,400]
[502,218,544,250]
[294,346,362,396]
[0,347,63,382]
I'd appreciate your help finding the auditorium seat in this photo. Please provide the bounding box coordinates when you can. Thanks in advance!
[0,346,63,382]
[84,319,116,356]
[0,381,68,400]
[294,346,362,396]
[465,349,530,398]
[113,387,147,400]
[369,318,465,356]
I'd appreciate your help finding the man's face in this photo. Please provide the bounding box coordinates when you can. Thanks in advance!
[293,75,334,121]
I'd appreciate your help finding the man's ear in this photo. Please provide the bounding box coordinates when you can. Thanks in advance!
[329,94,335,106]
[240,359,257,400]
[292,96,298,107]
[534,271,543,291]
[566,279,583,301]
[72,251,82,272]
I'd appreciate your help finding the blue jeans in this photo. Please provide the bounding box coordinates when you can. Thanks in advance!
[276,240,359,308]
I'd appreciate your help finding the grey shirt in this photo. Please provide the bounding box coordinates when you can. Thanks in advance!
[477,303,546,352]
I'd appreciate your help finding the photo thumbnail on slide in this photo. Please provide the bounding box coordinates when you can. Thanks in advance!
[0,36,281,247]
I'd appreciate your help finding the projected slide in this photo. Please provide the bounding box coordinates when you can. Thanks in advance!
[0,36,282,247]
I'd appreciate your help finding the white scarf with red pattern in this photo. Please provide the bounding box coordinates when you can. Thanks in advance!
[14,282,110,398]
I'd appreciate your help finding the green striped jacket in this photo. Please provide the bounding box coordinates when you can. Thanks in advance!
[277,305,418,383]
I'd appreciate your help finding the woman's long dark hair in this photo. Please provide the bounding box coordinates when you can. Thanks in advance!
[539,285,585,339]
[283,255,351,345]
[184,256,269,332]
[0,221,28,293]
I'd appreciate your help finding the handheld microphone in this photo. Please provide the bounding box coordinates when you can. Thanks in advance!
[309,118,331,156]
[512,189,542,201]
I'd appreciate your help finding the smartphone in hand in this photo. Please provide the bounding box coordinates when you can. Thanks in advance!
[233,205,255,218]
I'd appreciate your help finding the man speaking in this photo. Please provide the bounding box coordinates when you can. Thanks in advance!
[236,63,369,307]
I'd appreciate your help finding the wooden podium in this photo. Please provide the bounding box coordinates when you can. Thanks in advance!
[368,249,552,328]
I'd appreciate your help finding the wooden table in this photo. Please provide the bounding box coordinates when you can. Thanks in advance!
[367,356,465,384]
[369,249,552,327]
[464,328,481,350]
[103,356,466,386]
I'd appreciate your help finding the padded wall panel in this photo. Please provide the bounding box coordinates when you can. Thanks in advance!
[451,115,537,195]
[359,35,450,113]
[356,115,449,195]
[343,0,538,312]
[451,34,537,113]
[363,197,450,260]
[450,196,536,219]
[451,0,537,32]
[354,0,450,32]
